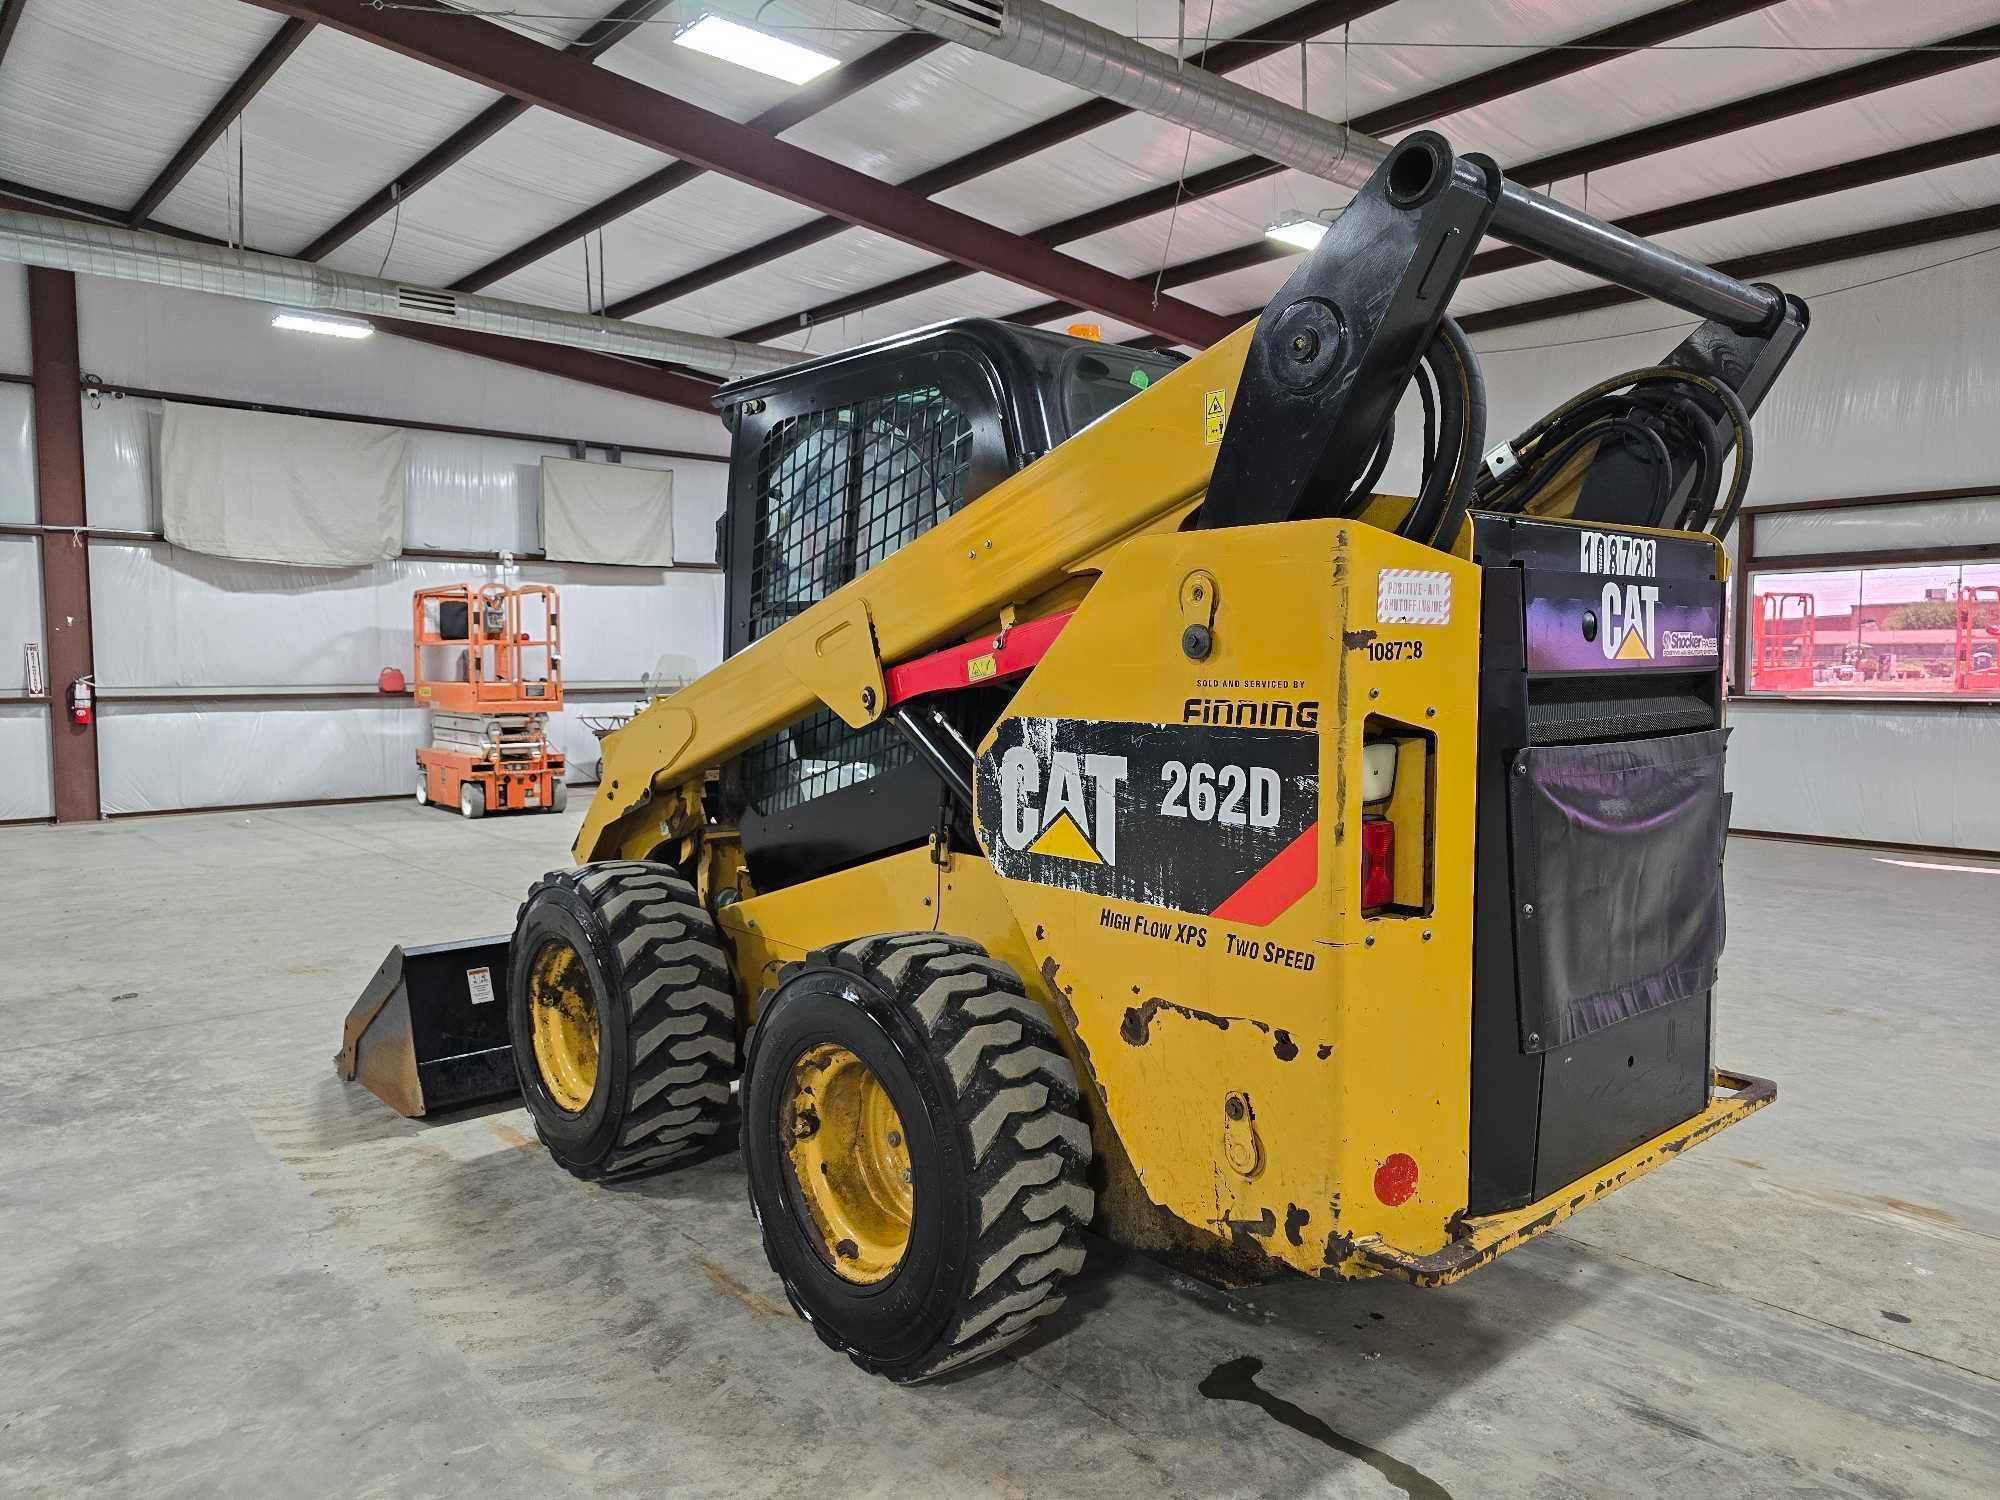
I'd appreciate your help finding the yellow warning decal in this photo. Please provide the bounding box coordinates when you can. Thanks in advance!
[1202,389,1226,445]
[966,653,998,683]
[1027,810,1103,864]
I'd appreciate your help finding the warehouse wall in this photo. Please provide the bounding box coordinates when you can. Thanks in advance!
[1461,227,2000,853]
[0,263,52,822]
[1,273,734,819]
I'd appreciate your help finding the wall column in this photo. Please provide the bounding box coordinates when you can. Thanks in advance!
[29,267,99,821]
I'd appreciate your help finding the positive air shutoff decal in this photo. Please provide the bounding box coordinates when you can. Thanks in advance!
[975,717,1319,926]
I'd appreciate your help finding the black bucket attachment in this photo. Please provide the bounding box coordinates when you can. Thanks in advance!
[337,936,518,1117]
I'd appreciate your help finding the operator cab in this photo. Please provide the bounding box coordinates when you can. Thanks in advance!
[711,319,1182,890]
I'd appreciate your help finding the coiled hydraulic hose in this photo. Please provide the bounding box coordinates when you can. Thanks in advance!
[1476,366,1753,537]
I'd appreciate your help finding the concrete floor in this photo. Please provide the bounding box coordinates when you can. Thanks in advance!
[2,802,1997,1499]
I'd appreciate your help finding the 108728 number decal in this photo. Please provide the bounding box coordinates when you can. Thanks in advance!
[1159,761,1282,827]
[1363,638,1424,662]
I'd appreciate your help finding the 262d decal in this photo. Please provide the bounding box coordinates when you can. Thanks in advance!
[976,717,1320,925]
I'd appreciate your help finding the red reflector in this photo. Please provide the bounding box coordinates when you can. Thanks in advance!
[1361,816,1394,910]
[1375,1152,1419,1206]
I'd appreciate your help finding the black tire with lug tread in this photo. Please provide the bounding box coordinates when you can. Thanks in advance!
[508,861,737,1180]
[742,933,1093,1382]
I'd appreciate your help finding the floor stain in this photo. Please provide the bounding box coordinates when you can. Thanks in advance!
[700,1260,790,1320]
[488,1123,540,1152]
[1198,1356,1453,1500]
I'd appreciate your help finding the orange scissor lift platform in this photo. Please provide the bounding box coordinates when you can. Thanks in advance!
[413,583,567,819]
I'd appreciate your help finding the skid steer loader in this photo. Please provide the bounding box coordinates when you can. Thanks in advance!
[345,130,1806,1381]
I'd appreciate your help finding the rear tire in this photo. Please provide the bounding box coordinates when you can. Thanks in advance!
[743,933,1092,1382]
[460,782,486,819]
[547,780,568,814]
[414,774,429,806]
[508,861,738,1179]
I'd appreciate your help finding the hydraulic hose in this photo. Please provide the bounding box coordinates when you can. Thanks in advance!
[1476,365,1753,537]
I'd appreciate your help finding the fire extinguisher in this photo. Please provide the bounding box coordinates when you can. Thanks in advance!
[67,676,94,727]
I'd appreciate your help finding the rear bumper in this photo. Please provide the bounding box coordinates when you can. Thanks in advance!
[1351,1068,1774,1288]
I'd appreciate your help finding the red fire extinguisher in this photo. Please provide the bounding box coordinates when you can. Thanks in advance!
[67,676,94,727]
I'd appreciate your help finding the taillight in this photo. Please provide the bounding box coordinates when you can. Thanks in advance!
[1361,816,1395,911]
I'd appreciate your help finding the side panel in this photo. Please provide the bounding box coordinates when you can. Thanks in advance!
[972,520,1482,1276]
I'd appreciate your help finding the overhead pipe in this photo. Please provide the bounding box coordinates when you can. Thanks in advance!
[0,208,801,382]
[856,0,1784,333]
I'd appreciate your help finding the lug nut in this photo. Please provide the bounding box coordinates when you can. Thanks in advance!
[887,1130,901,1148]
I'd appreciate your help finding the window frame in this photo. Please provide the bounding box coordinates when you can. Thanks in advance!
[1731,485,2000,705]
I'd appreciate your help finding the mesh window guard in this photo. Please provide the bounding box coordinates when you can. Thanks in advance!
[741,386,977,810]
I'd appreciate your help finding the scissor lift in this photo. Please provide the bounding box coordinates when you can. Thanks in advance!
[1958,584,2000,694]
[413,583,566,818]
[1751,590,1817,692]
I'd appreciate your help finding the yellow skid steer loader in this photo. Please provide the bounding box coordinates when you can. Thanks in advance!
[342,130,1802,1382]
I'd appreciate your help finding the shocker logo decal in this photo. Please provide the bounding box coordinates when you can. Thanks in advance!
[977,717,1319,923]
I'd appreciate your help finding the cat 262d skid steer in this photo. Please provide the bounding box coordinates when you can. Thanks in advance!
[347,128,1808,1382]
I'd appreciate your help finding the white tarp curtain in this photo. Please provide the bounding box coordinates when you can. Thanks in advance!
[1754,497,2000,558]
[0,704,53,821]
[161,401,407,566]
[88,542,725,690]
[1727,702,2000,854]
[1,534,41,685]
[540,457,675,566]
[0,384,33,524]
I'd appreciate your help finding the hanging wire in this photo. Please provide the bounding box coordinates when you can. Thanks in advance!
[236,121,247,249]
[375,183,404,278]
[1151,0,1218,309]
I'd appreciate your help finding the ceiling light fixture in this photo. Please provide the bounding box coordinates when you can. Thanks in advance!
[1265,216,1331,252]
[272,310,375,340]
[674,14,839,85]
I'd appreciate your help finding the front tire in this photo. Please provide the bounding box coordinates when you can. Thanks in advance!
[460,782,486,819]
[508,862,737,1179]
[743,934,1092,1382]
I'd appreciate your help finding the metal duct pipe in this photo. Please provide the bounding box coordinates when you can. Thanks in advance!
[0,208,800,381]
[857,0,1783,333]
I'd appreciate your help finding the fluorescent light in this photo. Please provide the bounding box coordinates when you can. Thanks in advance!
[674,14,838,85]
[272,311,374,340]
[1266,217,1329,252]
[1876,858,2000,877]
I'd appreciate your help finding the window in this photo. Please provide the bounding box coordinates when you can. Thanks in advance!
[1743,561,2000,698]
[1060,350,1179,437]
[740,385,978,810]
[1734,490,2000,702]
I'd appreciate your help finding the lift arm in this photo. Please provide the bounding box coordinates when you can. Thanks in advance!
[574,133,1806,864]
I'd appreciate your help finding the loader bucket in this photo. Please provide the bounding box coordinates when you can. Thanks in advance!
[336,936,518,1117]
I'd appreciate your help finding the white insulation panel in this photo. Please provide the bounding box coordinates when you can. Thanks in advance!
[1755,497,2000,558]
[1472,229,2000,508]
[97,700,429,816]
[0,262,28,375]
[0,383,34,524]
[1,535,45,687]
[89,542,722,693]
[0,703,54,822]
[1728,703,2000,854]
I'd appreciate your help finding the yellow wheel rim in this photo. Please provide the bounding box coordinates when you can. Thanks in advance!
[528,939,599,1114]
[783,1043,914,1284]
